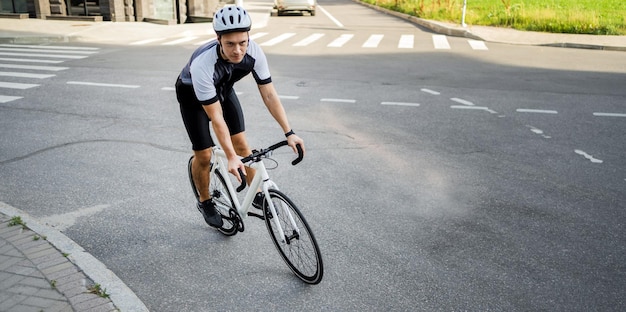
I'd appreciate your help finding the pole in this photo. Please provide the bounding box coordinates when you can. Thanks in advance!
[461,0,467,27]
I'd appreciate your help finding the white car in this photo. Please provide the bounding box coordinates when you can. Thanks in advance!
[274,0,316,16]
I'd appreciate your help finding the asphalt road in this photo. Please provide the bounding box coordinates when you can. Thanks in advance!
[1,0,625,310]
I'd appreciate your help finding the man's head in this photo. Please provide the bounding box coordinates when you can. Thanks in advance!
[213,6,252,63]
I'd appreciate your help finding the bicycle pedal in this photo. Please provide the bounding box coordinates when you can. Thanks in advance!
[247,211,265,220]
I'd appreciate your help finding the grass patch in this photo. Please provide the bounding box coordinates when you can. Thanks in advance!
[361,0,626,35]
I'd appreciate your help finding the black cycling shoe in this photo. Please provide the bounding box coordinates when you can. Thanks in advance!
[252,192,266,210]
[197,199,223,228]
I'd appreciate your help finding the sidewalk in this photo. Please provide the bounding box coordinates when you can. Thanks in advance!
[0,202,148,312]
[0,2,625,50]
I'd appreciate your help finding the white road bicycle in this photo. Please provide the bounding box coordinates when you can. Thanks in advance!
[187,140,323,284]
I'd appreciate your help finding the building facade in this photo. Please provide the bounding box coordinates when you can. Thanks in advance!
[1,0,227,24]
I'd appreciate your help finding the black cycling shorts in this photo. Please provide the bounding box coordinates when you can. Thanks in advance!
[176,78,245,151]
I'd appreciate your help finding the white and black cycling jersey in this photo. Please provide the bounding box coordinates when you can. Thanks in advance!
[178,39,272,104]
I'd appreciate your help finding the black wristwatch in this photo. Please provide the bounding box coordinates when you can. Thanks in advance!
[285,129,295,138]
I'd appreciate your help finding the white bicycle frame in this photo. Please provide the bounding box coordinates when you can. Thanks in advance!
[210,145,300,243]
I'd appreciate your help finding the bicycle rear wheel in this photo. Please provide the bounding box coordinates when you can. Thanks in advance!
[209,169,239,236]
[264,190,323,284]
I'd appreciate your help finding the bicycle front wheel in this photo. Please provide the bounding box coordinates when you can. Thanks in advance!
[264,190,323,284]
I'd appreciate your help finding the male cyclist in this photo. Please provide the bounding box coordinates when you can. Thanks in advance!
[176,6,305,228]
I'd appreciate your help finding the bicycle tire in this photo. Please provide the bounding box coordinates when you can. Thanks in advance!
[264,189,323,284]
[209,169,239,236]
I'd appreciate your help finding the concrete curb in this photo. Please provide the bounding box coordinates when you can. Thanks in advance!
[0,202,149,312]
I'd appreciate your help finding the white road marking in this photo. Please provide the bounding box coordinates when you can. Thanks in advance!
[574,149,603,163]
[0,58,64,64]
[0,44,99,51]
[398,35,414,48]
[381,101,420,107]
[318,5,344,28]
[261,33,296,46]
[250,32,268,40]
[0,95,23,103]
[0,71,55,79]
[468,40,488,50]
[451,97,474,106]
[293,33,325,46]
[279,95,300,100]
[516,109,558,114]
[0,63,68,71]
[0,47,96,54]
[421,88,440,95]
[362,34,384,48]
[0,52,87,59]
[161,87,175,91]
[451,105,498,114]
[526,125,551,138]
[67,81,140,88]
[432,35,450,49]
[0,81,39,89]
[321,98,356,103]
[328,34,354,47]
[593,112,626,117]
[130,38,167,45]
[163,37,198,45]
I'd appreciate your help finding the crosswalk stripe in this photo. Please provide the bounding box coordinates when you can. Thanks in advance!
[0,64,68,71]
[328,34,354,47]
[293,33,325,46]
[398,35,414,48]
[131,38,167,45]
[0,57,64,64]
[468,39,488,50]
[362,34,384,48]
[432,35,451,49]
[0,95,23,103]
[0,44,99,51]
[0,81,40,89]
[0,47,96,54]
[0,52,87,59]
[261,33,296,46]
[163,37,198,45]
[0,71,55,79]
[250,32,268,40]
[194,37,216,46]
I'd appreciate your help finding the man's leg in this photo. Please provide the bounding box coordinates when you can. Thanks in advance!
[191,148,212,202]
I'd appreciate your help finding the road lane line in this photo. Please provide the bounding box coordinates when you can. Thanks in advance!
[321,98,356,103]
[67,81,140,88]
[279,95,300,100]
[250,32,268,40]
[381,102,420,107]
[451,105,498,114]
[451,97,474,106]
[0,52,87,59]
[318,5,344,28]
[516,109,558,114]
[130,38,167,45]
[421,88,440,95]
[593,112,626,117]
[0,44,99,51]
[163,37,199,45]
[0,47,96,54]
[574,149,603,163]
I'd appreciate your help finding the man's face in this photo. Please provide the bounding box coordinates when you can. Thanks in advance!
[218,32,249,64]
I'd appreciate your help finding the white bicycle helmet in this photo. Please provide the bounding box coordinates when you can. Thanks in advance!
[213,6,252,35]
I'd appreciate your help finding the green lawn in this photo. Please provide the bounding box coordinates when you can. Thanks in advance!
[360,0,626,35]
